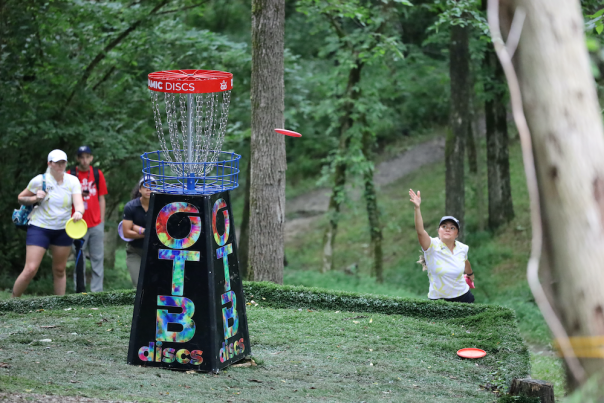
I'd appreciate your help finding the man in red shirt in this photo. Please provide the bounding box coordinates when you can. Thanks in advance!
[70,145,108,292]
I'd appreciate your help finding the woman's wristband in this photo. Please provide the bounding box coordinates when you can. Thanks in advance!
[466,271,474,276]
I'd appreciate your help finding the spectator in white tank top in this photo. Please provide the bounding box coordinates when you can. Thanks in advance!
[12,149,85,297]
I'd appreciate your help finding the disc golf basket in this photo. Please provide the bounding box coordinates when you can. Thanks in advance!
[128,69,251,373]
[143,69,241,194]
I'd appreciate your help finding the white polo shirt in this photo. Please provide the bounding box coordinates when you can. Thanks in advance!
[27,172,82,230]
[423,237,469,299]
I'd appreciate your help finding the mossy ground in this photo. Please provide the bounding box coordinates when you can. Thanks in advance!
[0,286,527,403]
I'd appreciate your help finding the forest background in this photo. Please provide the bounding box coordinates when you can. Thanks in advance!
[2,0,604,398]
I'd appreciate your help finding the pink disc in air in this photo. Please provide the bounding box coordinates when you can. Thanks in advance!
[274,128,302,137]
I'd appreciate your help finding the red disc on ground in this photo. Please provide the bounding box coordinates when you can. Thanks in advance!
[275,128,302,137]
[457,348,486,359]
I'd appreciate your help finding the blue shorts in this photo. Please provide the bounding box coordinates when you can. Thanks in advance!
[26,225,73,248]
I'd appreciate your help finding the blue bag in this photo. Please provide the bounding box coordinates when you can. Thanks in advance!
[12,174,46,231]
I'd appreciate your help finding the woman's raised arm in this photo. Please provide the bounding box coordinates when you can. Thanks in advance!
[409,189,430,251]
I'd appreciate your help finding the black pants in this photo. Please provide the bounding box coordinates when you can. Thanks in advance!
[437,290,475,303]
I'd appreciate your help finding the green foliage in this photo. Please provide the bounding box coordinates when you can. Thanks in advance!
[427,0,488,33]
[0,0,455,276]
[585,8,604,35]
[285,0,450,186]
[0,0,251,271]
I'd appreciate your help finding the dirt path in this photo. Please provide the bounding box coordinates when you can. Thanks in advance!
[285,137,445,242]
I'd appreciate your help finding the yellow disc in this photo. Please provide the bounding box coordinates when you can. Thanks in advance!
[65,218,88,239]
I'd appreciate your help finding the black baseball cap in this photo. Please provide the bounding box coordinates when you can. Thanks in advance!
[439,216,460,230]
[77,145,92,156]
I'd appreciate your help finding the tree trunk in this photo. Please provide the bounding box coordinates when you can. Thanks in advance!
[361,127,383,283]
[249,0,286,284]
[509,378,555,403]
[485,49,514,230]
[446,24,469,237]
[469,92,486,231]
[321,60,363,273]
[238,155,251,280]
[467,95,478,175]
[509,0,604,389]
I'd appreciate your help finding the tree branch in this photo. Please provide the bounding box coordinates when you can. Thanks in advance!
[61,0,171,114]
[326,14,346,40]
[156,1,208,15]
[92,66,116,91]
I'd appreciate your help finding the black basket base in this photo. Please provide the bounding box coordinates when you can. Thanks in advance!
[127,191,251,372]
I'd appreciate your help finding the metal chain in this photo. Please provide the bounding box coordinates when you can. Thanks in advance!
[151,87,233,179]
[200,92,217,170]
[151,91,172,166]
[165,93,184,175]
[193,94,205,173]
[213,90,231,166]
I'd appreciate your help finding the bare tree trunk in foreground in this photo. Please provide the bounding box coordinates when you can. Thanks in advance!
[494,0,604,390]
[249,0,286,284]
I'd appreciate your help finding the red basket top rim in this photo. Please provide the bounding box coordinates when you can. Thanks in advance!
[148,69,233,94]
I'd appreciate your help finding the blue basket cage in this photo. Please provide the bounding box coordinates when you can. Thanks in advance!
[141,150,241,195]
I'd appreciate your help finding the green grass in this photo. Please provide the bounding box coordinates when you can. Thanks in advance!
[530,352,566,401]
[0,285,527,402]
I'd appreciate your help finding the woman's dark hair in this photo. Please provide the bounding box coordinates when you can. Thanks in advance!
[130,178,144,200]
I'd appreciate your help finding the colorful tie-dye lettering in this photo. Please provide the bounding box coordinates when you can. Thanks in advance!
[138,342,155,361]
[216,244,233,291]
[156,202,201,249]
[156,296,196,342]
[221,290,239,339]
[162,348,176,363]
[212,199,230,246]
[219,338,246,363]
[176,349,190,364]
[190,350,203,365]
[158,249,200,296]
[155,342,163,362]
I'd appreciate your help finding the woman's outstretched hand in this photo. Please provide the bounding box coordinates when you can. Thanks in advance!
[409,189,421,208]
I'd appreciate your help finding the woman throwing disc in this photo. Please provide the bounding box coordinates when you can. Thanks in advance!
[410,189,475,303]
